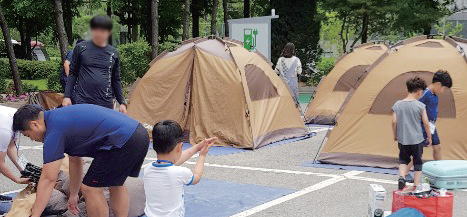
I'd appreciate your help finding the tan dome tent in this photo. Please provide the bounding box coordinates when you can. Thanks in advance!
[305,43,388,124]
[128,37,307,149]
[318,36,467,168]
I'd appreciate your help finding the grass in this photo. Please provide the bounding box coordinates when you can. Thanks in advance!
[6,79,48,90]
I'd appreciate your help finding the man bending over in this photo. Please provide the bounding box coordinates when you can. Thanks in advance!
[13,104,149,217]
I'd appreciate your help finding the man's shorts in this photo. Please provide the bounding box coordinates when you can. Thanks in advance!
[398,143,424,171]
[83,124,149,187]
[423,129,440,146]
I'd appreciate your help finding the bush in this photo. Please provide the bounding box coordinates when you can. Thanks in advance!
[0,77,7,93]
[0,79,39,94]
[0,58,61,80]
[117,39,151,85]
[309,57,336,86]
[47,69,63,92]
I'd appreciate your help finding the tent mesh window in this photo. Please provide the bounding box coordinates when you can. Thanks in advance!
[416,41,444,48]
[369,71,456,118]
[245,64,279,101]
[333,65,370,92]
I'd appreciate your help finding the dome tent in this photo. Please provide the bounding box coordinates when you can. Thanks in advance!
[305,43,388,125]
[318,36,467,168]
[127,37,307,149]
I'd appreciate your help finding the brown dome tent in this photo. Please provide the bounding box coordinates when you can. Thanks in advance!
[128,37,307,149]
[318,36,467,168]
[305,43,388,124]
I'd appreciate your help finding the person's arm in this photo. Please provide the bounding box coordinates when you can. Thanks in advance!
[67,156,83,215]
[63,60,71,77]
[422,109,432,146]
[392,112,397,141]
[7,138,22,171]
[111,55,126,113]
[31,159,63,217]
[0,151,29,184]
[63,46,80,106]
[175,137,217,166]
[191,143,212,185]
[274,58,282,75]
[296,58,302,75]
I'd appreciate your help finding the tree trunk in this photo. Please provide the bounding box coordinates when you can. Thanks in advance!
[244,0,250,18]
[18,17,26,59]
[64,0,73,44]
[107,0,113,45]
[131,25,138,42]
[192,0,200,37]
[25,22,32,60]
[182,0,190,40]
[361,12,369,43]
[150,0,159,59]
[211,0,218,35]
[223,0,229,37]
[0,5,22,95]
[53,0,69,63]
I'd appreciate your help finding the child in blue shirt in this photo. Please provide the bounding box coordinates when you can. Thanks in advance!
[419,70,452,160]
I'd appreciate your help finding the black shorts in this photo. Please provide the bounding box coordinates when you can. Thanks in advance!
[398,143,424,171]
[83,124,149,187]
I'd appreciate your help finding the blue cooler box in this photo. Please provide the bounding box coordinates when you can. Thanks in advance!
[422,160,467,189]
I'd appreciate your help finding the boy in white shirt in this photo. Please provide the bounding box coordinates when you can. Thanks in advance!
[143,120,216,217]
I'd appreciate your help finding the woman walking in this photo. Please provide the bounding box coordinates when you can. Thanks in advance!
[275,42,302,103]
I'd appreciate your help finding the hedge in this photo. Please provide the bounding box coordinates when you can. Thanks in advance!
[0,58,61,80]
[118,40,152,85]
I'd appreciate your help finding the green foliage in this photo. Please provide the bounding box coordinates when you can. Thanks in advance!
[0,80,39,94]
[310,57,336,86]
[159,40,179,52]
[0,58,61,80]
[0,77,7,93]
[319,0,453,53]
[47,69,63,92]
[434,19,464,37]
[271,0,322,74]
[117,39,151,85]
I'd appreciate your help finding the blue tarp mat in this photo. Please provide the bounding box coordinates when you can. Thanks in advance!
[301,161,404,176]
[183,179,294,217]
[306,124,331,128]
[0,192,18,215]
[0,181,294,217]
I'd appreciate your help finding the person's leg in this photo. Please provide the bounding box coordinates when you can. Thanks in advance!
[412,143,424,187]
[432,130,441,160]
[398,143,410,190]
[433,145,441,160]
[109,186,130,217]
[413,171,422,187]
[81,184,109,217]
[399,164,408,177]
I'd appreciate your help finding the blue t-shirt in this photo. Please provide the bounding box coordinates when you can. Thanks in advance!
[418,88,438,122]
[43,104,139,164]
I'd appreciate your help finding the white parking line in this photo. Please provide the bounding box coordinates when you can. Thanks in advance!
[230,171,359,217]
[183,161,341,178]
[19,145,43,150]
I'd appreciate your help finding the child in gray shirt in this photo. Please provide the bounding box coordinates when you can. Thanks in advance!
[392,77,431,191]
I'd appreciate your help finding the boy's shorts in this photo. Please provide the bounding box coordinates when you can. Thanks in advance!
[399,142,424,171]
[423,129,440,146]
[83,124,149,187]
